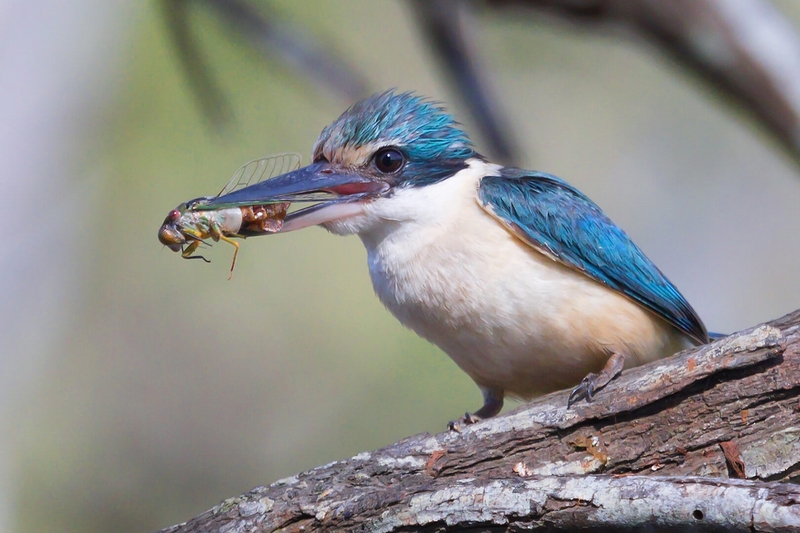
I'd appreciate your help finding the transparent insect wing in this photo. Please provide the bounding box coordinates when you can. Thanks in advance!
[216,153,301,197]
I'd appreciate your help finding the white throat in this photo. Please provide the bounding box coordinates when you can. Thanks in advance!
[325,157,501,247]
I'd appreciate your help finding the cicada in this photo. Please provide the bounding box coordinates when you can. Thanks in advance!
[158,153,301,279]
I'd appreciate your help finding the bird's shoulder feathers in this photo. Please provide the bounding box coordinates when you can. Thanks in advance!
[477,168,708,344]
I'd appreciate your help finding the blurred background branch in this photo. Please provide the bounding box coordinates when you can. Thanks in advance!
[159,0,367,132]
[160,0,233,130]
[409,0,521,164]
[487,0,800,168]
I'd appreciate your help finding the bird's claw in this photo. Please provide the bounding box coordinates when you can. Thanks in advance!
[567,372,598,407]
[567,352,626,408]
[447,412,481,432]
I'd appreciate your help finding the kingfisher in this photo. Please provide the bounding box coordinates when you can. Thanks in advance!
[203,90,709,428]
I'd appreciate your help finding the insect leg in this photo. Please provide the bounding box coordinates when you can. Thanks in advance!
[181,240,211,263]
[218,234,240,280]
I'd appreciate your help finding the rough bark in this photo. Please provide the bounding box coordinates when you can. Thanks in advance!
[160,310,800,532]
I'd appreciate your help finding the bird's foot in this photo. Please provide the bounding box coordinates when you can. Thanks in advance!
[448,388,504,432]
[567,351,626,408]
[447,412,482,432]
[567,374,598,407]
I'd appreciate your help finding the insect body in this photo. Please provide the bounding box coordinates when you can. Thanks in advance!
[158,153,299,278]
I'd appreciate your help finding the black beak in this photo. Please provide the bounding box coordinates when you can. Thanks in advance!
[202,161,389,208]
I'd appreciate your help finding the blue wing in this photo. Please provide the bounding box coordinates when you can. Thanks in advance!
[479,168,708,344]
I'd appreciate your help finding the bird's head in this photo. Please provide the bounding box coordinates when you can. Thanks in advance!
[205,90,477,235]
[312,90,474,183]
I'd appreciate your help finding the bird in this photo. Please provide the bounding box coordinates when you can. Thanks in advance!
[203,90,709,429]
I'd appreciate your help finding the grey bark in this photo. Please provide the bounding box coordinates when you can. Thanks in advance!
[160,310,800,532]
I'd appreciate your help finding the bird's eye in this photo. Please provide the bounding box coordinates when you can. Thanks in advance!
[374,148,404,174]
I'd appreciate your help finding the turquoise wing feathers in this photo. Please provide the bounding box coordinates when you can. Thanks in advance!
[478,168,708,344]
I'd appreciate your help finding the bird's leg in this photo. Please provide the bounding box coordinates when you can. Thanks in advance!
[448,387,503,432]
[567,351,626,407]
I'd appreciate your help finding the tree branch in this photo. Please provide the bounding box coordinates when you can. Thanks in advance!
[160,310,800,532]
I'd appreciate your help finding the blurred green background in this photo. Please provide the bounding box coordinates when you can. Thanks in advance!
[5,1,800,532]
